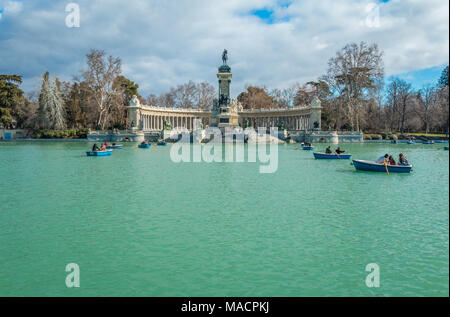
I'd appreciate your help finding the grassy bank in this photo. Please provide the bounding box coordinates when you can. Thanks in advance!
[364,131,448,140]
[32,129,88,139]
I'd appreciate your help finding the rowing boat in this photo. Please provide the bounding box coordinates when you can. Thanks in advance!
[106,145,123,149]
[86,150,113,157]
[313,152,352,160]
[353,160,412,173]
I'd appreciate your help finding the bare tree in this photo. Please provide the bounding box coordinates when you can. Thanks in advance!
[321,42,384,131]
[78,49,121,129]
[147,93,159,106]
[237,86,274,109]
[270,84,300,108]
[385,77,412,133]
[398,81,413,134]
[414,84,437,133]
[195,82,215,109]
[436,85,449,136]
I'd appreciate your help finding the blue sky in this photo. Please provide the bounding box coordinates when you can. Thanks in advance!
[0,0,448,97]
[392,64,448,89]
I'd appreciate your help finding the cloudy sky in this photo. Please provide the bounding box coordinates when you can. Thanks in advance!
[0,0,448,98]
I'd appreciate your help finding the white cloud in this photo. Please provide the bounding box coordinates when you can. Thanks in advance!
[2,0,23,14]
[0,0,448,97]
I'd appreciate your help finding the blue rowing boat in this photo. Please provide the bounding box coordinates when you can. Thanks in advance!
[353,160,412,173]
[408,141,416,145]
[106,145,123,149]
[314,152,352,160]
[86,150,113,157]
[303,146,314,151]
[138,143,151,149]
[422,140,434,144]
[157,142,167,146]
[445,147,449,151]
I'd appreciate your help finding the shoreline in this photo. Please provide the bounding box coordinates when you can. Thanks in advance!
[1,138,448,144]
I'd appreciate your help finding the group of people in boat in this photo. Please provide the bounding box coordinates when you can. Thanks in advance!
[140,140,150,146]
[375,153,409,166]
[92,143,105,152]
[91,142,117,152]
[325,146,345,155]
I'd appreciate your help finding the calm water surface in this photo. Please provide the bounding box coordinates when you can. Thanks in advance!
[0,141,448,296]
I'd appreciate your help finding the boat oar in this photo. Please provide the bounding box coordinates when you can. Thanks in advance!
[384,161,390,176]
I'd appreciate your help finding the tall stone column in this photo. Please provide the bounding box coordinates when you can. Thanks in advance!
[309,96,322,130]
[128,95,142,130]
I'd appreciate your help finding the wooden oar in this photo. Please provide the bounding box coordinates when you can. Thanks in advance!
[384,161,390,175]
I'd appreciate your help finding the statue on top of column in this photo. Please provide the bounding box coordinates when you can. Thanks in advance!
[222,49,228,65]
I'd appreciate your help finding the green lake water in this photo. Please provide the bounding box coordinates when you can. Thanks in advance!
[0,141,448,297]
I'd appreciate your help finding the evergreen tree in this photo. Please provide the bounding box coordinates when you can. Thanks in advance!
[439,66,449,87]
[51,78,66,130]
[38,72,52,129]
[0,75,24,128]
[38,72,66,129]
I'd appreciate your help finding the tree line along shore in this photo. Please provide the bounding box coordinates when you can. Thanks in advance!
[0,41,448,140]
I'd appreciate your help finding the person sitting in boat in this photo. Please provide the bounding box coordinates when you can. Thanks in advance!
[92,144,100,152]
[375,154,389,164]
[398,153,409,166]
[325,146,332,154]
[388,155,396,165]
[335,147,345,154]
[112,143,116,146]
[100,143,107,151]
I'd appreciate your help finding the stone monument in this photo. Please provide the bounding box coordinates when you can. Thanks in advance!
[211,49,239,129]
[128,95,141,131]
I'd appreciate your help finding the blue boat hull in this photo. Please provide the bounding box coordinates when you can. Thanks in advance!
[86,150,112,157]
[157,142,167,146]
[314,152,352,160]
[445,147,449,151]
[303,146,314,151]
[353,160,412,173]
[138,144,151,149]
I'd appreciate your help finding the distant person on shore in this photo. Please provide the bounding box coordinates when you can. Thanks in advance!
[376,154,389,164]
[388,155,396,165]
[398,153,410,166]
[335,147,345,154]
[325,146,332,154]
[92,144,100,152]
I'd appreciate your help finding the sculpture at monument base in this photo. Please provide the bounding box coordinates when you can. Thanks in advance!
[130,95,140,107]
